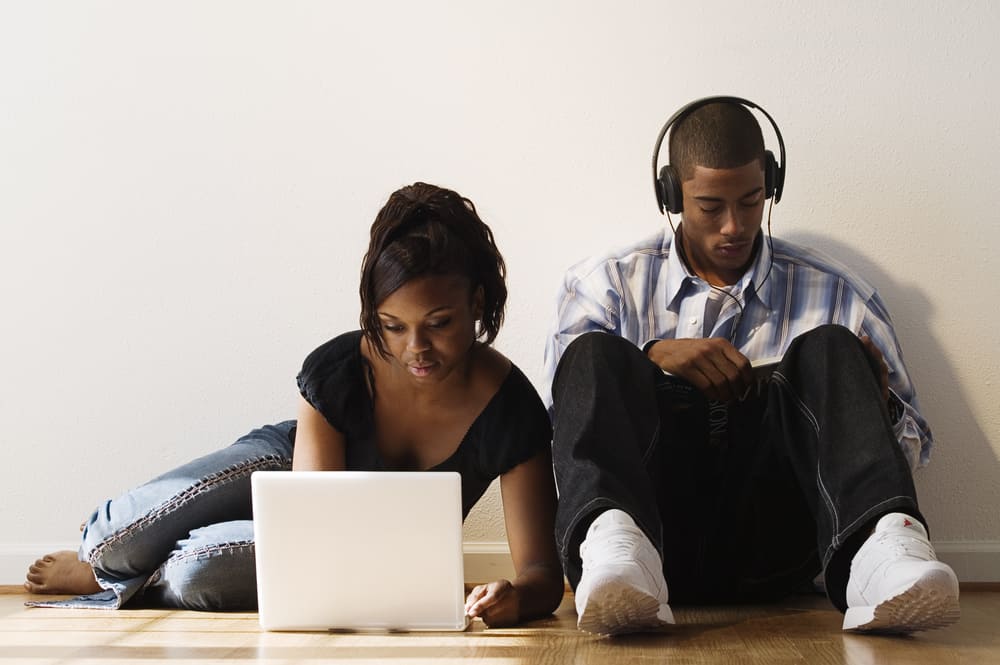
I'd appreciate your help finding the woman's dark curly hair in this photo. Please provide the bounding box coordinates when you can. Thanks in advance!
[359,182,507,360]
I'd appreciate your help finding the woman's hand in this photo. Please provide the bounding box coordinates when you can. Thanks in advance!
[464,579,520,627]
[494,452,565,625]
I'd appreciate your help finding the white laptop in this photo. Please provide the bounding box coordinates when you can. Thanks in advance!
[251,470,469,632]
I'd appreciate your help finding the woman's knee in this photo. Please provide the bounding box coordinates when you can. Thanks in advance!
[81,432,289,573]
[229,421,296,465]
[146,521,258,611]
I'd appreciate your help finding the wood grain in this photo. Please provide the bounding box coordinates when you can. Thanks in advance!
[2,589,997,664]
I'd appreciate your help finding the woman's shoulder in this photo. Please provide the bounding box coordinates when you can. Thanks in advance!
[474,346,550,433]
[301,330,365,372]
[467,351,551,477]
[473,343,513,388]
[297,331,369,427]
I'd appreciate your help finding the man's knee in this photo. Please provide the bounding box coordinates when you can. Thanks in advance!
[564,330,623,355]
[782,324,877,390]
[554,332,642,395]
[789,324,863,358]
[560,331,646,369]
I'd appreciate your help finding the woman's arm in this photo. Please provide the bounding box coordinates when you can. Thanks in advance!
[464,449,564,626]
[291,395,347,471]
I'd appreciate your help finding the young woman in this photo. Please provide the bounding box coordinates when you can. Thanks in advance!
[25,182,564,627]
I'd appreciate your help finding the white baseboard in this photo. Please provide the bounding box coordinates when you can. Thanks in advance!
[5,540,998,587]
[2,541,518,587]
[462,542,515,584]
[1,543,78,587]
[460,541,1000,585]
[934,541,1000,584]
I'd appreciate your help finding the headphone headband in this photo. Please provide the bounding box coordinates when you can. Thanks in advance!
[651,96,786,214]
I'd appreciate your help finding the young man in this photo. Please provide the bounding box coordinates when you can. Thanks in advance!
[542,97,959,636]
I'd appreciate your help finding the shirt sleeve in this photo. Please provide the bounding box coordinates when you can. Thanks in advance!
[295,331,369,437]
[541,261,624,412]
[858,292,933,471]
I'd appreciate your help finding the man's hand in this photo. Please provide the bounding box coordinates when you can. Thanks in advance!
[464,579,520,628]
[860,335,890,404]
[646,338,754,402]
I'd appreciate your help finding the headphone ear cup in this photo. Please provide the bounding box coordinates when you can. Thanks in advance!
[658,165,684,214]
[763,150,778,200]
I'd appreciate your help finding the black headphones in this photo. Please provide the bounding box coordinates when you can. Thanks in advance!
[652,96,786,214]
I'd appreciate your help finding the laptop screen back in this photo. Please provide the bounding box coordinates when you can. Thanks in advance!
[251,470,467,631]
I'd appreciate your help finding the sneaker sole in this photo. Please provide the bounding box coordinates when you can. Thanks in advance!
[576,576,674,636]
[843,568,960,634]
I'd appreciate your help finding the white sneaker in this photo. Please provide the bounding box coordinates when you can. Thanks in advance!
[843,513,960,633]
[574,509,674,635]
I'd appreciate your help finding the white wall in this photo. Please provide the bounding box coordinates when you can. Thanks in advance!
[2,1,998,584]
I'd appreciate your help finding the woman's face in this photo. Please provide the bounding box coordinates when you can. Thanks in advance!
[376,274,483,383]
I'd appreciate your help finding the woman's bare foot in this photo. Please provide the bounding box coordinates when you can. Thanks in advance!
[24,551,102,595]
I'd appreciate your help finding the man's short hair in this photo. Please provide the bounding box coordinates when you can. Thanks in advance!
[667,102,765,182]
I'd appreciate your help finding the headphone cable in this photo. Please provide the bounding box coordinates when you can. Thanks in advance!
[667,198,775,343]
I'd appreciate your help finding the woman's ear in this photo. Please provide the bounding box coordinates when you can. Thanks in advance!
[472,285,485,319]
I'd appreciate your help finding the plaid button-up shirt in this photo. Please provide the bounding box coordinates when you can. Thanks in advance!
[542,228,931,471]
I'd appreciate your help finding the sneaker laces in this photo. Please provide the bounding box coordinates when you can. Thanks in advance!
[582,525,645,567]
[873,528,936,561]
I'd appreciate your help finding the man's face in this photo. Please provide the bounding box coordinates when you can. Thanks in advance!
[679,160,766,286]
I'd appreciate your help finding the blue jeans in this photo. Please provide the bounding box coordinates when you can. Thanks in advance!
[551,325,922,612]
[32,421,295,610]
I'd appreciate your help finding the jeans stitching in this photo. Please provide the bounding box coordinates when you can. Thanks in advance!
[87,454,290,566]
[164,539,255,565]
[559,497,615,556]
[641,420,660,463]
[821,496,912,566]
[772,371,842,544]
[142,540,255,596]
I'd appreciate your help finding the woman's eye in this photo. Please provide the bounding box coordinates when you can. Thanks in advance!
[383,324,404,333]
[428,318,451,329]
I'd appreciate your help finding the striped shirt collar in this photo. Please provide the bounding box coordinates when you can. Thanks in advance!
[665,226,775,312]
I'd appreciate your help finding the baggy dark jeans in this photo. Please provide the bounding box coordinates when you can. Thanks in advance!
[551,325,922,612]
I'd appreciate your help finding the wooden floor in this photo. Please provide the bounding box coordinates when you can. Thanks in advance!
[2,588,998,664]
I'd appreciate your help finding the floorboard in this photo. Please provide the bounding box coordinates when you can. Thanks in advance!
[2,589,998,664]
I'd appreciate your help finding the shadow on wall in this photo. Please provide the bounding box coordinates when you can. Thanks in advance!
[782,231,999,527]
